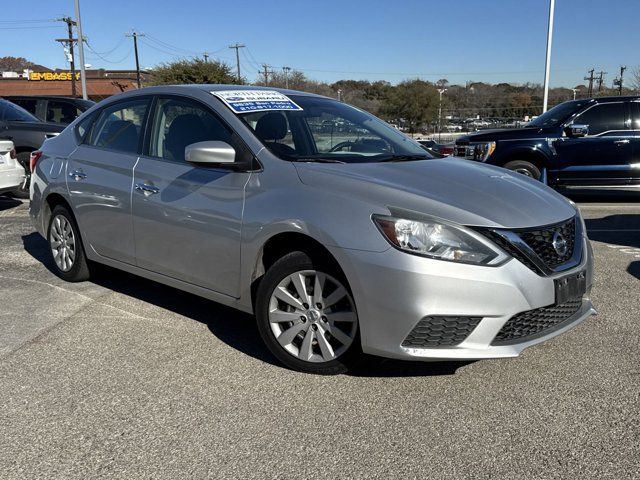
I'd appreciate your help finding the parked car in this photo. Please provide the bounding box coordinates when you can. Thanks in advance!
[417,139,455,156]
[0,140,25,196]
[30,85,595,374]
[4,96,94,125]
[454,96,640,188]
[0,99,65,197]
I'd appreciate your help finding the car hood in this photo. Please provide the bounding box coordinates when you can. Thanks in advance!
[295,158,576,229]
[456,127,555,143]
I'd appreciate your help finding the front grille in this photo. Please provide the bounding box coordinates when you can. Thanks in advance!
[492,297,583,345]
[402,316,482,348]
[480,216,580,276]
[520,219,576,269]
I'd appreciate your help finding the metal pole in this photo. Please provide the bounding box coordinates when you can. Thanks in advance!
[133,33,141,89]
[74,0,88,100]
[283,66,291,89]
[542,0,555,112]
[437,88,446,142]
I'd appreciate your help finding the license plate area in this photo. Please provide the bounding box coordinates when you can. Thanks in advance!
[554,270,586,305]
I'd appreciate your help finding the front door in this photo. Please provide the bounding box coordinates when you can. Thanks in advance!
[553,101,632,186]
[132,96,249,297]
[629,101,640,185]
[67,97,150,265]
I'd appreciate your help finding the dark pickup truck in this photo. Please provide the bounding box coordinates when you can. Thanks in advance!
[454,96,640,188]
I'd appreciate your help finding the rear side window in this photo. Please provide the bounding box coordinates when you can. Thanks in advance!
[573,103,627,135]
[47,100,82,124]
[89,99,150,153]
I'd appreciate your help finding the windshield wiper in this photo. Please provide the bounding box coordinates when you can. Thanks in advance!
[292,158,346,164]
[377,154,430,163]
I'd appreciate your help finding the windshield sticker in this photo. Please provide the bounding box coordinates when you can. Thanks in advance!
[211,90,303,113]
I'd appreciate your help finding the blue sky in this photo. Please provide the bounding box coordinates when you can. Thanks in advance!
[3,0,638,87]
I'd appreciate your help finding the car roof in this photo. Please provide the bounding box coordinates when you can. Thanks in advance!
[107,84,332,101]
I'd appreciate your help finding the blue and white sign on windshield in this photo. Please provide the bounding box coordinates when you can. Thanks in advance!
[211,90,303,113]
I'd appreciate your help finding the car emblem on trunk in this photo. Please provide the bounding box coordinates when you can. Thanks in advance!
[552,232,568,256]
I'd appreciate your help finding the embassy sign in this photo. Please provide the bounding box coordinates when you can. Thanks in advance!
[29,72,81,81]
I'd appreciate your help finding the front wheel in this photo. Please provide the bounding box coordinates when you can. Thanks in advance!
[255,251,359,374]
[504,160,541,180]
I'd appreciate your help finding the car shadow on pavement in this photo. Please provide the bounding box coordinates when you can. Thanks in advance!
[563,190,640,203]
[22,231,471,377]
[584,215,640,249]
[628,261,640,280]
[0,196,22,211]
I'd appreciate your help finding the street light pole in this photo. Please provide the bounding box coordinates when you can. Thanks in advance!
[437,88,447,142]
[74,0,88,100]
[542,0,555,113]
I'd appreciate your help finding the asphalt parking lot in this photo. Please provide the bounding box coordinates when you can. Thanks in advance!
[0,194,638,479]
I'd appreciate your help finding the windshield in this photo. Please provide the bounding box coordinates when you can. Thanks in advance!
[239,95,432,163]
[528,100,589,128]
[0,100,39,122]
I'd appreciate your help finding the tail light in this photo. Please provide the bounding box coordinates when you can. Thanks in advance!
[10,148,16,159]
[438,146,455,156]
[29,151,43,173]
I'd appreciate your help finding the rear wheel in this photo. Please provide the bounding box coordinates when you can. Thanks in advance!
[11,151,31,199]
[504,160,541,180]
[256,251,359,374]
[47,205,91,282]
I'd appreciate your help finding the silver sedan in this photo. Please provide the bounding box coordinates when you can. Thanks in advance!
[29,85,595,374]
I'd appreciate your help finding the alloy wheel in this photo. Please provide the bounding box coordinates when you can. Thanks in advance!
[268,270,357,363]
[49,214,76,272]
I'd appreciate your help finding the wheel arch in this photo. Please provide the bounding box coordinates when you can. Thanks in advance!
[249,231,348,310]
[499,147,550,170]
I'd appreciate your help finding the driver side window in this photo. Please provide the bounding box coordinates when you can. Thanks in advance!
[573,103,627,136]
[149,97,233,163]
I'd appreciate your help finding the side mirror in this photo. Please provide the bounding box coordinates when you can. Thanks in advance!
[185,141,236,165]
[565,124,589,138]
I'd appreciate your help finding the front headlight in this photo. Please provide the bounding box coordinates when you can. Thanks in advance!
[470,141,496,161]
[373,215,508,266]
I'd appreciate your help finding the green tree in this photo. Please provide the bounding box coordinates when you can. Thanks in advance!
[148,59,238,86]
[380,79,438,132]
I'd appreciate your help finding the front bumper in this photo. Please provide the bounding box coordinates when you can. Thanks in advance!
[329,236,595,361]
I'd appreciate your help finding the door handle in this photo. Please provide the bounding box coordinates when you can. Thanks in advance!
[68,170,87,181]
[134,183,160,196]
[614,139,630,145]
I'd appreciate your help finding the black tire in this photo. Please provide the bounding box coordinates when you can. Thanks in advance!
[47,205,91,282]
[255,251,360,375]
[504,160,541,180]
[11,151,31,199]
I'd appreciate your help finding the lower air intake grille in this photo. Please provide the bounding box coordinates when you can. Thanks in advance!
[402,316,482,348]
[492,297,583,345]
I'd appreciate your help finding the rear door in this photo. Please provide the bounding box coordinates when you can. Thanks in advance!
[132,95,250,297]
[630,101,640,185]
[67,97,151,265]
[554,101,632,186]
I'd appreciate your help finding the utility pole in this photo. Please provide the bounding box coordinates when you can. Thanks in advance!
[228,43,245,83]
[126,31,145,88]
[261,64,271,85]
[203,52,209,62]
[542,0,555,112]
[74,0,88,100]
[596,70,607,94]
[613,65,626,96]
[437,88,447,142]
[56,17,77,97]
[584,69,595,97]
[282,66,291,89]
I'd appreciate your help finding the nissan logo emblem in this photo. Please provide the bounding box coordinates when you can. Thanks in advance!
[552,232,568,256]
